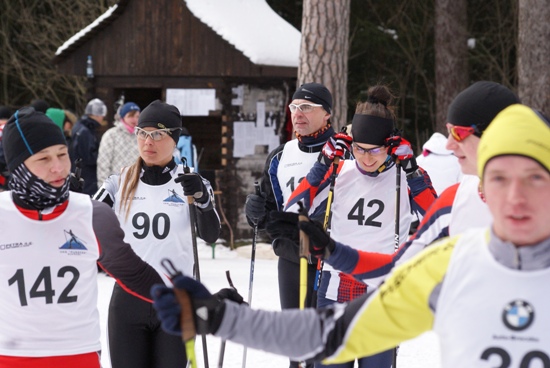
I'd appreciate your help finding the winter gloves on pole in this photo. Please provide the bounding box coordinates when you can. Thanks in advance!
[299,220,336,260]
[385,135,419,176]
[266,211,336,260]
[319,132,353,166]
[245,191,267,227]
[176,172,209,204]
[151,275,245,336]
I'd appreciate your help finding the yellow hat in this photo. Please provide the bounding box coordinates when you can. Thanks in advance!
[478,104,550,178]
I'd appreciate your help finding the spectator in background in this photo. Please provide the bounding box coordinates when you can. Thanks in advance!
[96,102,141,187]
[0,106,12,190]
[46,107,77,150]
[70,98,107,195]
[416,132,462,195]
[173,126,199,172]
[30,98,50,113]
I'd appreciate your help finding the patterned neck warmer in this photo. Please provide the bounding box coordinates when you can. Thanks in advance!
[355,156,395,177]
[296,124,335,147]
[9,164,70,210]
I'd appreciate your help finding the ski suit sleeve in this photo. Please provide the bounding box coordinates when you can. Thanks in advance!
[92,174,120,208]
[325,183,458,285]
[406,166,438,220]
[243,144,284,230]
[93,200,164,302]
[213,236,456,363]
[193,176,221,244]
[284,160,337,213]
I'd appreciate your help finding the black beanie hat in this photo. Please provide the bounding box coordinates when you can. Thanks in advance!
[3,107,67,171]
[292,83,333,114]
[138,100,182,143]
[30,99,50,114]
[447,81,520,137]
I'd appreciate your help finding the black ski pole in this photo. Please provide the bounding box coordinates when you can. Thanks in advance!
[217,270,238,367]
[241,181,261,368]
[178,163,210,368]
[393,160,402,368]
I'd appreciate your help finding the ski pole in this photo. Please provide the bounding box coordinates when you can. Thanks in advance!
[241,181,261,368]
[161,259,198,368]
[217,270,238,368]
[297,201,310,310]
[313,156,340,299]
[393,161,402,368]
[176,164,210,368]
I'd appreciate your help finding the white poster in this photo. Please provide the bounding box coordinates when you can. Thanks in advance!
[166,89,216,116]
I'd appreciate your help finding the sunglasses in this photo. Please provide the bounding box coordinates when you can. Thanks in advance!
[446,123,478,142]
[135,127,179,141]
[352,142,385,156]
[288,103,323,113]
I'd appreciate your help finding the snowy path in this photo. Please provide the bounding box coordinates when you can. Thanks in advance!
[98,242,441,368]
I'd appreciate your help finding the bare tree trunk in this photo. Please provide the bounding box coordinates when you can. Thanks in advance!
[298,0,350,131]
[518,0,550,112]
[434,0,468,131]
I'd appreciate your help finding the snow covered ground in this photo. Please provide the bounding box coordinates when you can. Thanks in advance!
[97,241,442,368]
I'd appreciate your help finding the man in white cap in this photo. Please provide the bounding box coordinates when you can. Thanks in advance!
[70,98,107,195]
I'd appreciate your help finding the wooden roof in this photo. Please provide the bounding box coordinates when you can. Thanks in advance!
[53,0,298,79]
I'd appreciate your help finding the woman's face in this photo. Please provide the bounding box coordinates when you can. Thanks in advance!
[352,142,388,173]
[23,144,71,187]
[136,127,176,166]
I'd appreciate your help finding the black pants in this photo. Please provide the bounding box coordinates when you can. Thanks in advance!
[278,257,317,368]
[108,283,187,368]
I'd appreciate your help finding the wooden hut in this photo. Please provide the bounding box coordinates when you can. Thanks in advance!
[54,0,300,244]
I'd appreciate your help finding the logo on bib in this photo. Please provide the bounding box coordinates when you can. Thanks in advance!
[502,299,534,331]
[59,229,87,251]
[164,189,185,204]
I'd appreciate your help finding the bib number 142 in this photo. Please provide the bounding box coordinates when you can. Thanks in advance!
[8,266,80,306]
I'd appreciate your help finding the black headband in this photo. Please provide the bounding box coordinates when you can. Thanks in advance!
[351,114,394,146]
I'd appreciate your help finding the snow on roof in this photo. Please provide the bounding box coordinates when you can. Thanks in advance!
[185,0,300,67]
[55,4,119,56]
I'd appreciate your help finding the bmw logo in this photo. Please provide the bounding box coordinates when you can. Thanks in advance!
[502,300,534,331]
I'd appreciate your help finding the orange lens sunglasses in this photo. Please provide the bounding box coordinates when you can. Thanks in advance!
[446,123,477,142]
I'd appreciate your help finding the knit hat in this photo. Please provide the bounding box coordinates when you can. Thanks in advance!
[351,114,394,146]
[84,98,107,117]
[120,102,140,119]
[2,107,67,171]
[447,81,520,137]
[478,104,550,178]
[138,100,182,143]
[45,108,65,130]
[0,106,12,120]
[292,83,333,114]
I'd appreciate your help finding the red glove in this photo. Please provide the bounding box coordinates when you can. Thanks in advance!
[320,132,352,165]
[385,136,418,174]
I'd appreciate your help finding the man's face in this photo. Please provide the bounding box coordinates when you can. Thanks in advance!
[483,155,550,246]
[290,99,330,136]
[445,124,480,175]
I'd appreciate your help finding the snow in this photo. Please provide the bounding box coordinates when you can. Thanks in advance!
[97,241,442,367]
[185,0,300,67]
[55,4,119,56]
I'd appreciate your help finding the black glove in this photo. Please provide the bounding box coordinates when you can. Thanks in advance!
[245,193,267,225]
[299,220,335,259]
[175,173,209,204]
[385,135,419,176]
[69,173,84,192]
[265,211,300,243]
[151,275,245,336]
